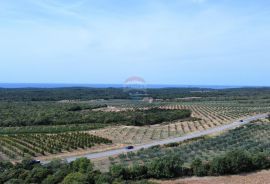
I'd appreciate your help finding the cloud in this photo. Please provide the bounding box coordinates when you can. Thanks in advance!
[0,0,270,85]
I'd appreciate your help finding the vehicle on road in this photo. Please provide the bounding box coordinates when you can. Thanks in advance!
[240,120,244,122]
[125,146,134,150]
[30,160,41,165]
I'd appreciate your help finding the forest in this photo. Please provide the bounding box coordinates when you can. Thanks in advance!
[0,101,191,127]
[1,87,270,101]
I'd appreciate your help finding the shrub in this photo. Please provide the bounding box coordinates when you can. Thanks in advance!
[110,164,127,179]
[210,150,253,175]
[25,166,50,184]
[127,164,148,180]
[70,157,93,173]
[251,152,270,169]
[95,173,113,184]
[191,158,209,176]
[62,172,88,184]
[146,155,184,178]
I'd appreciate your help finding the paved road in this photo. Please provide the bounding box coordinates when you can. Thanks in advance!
[42,113,268,163]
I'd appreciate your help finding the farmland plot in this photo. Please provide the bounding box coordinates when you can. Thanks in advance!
[90,101,270,144]
[0,132,112,160]
[115,119,270,167]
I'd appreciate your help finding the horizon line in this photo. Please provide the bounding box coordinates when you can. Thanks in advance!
[0,82,270,89]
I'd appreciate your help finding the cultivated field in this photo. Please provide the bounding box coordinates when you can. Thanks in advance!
[111,118,270,168]
[0,99,269,162]
[90,101,270,145]
[0,132,112,160]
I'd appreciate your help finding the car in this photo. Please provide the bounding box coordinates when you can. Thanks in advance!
[125,146,134,150]
[30,160,41,164]
[240,120,244,122]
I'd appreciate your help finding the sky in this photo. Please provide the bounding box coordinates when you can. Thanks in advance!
[0,0,270,86]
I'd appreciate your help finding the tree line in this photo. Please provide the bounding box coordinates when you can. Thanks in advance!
[110,150,270,180]
[0,158,154,184]
[0,149,269,183]
[1,87,270,101]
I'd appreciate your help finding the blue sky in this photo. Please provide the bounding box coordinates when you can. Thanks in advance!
[0,0,270,86]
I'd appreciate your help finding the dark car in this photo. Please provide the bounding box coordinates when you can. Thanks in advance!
[30,160,41,165]
[125,146,134,150]
[240,120,244,122]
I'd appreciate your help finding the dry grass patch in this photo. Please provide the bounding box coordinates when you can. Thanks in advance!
[154,169,270,184]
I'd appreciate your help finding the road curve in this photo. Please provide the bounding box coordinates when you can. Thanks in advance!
[42,113,268,163]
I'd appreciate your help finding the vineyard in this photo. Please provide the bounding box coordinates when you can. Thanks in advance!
[0,132,112,160]
[113,119,270,167]
[0,123,106,134]
[91,101,270,144]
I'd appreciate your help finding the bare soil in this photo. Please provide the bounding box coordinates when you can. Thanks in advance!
[154,170,270,184]
[92,106,132,112]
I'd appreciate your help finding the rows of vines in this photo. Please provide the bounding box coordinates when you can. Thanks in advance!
[0,132,112,160]
[114,121,270,166]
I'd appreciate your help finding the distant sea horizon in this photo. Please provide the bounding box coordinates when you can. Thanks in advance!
[0,83,264,89]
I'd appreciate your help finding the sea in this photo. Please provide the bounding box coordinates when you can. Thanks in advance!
[0,83,244,89]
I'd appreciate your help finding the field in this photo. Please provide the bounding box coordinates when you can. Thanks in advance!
[154,169,270,184]
[112,118,270,168]
[0,123,106,134]
[90,100,270,144]
[0,97,269,162]
[0,88,270,183]
[0,132,112,160]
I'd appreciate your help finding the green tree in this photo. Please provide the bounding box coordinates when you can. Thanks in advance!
[95,173,112,184]
[224,150,253,174]
[4,179,25,184]
[128,164,148,180]
[25,166,50,184]
[71,158,93,174]
[62,172,88,184]
[109,164,127,179]
[210,150,253,175]
[0,161,13,172]
[191,158,208,176]
[252,152,270,170]
[42,169,70,184]
[147,155,184,178]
